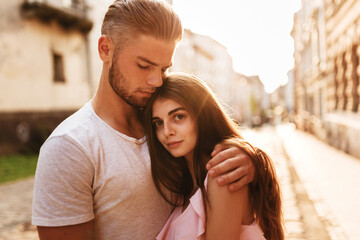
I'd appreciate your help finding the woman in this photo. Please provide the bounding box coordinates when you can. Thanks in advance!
[144,73,284,240]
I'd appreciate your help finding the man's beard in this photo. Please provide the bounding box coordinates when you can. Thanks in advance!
[108,60,149,109]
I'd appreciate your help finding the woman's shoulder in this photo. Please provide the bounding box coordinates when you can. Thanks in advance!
[206,174,248,200]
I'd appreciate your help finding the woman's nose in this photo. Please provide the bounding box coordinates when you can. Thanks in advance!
[163,122,174,137]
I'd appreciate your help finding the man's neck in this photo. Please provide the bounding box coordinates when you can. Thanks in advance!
[92,92,145,139]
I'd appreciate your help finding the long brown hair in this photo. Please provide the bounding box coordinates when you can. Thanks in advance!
[143,72,284,240]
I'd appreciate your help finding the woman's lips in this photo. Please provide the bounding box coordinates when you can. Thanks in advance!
[167,140,183,148]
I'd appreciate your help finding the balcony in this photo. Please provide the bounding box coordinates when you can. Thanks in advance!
[21,0,93,33]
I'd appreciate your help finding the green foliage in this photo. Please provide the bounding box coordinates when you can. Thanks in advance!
[0,154,38,184]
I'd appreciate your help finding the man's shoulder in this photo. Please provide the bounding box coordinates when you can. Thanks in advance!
[38,102,101,165]
[46,102,97,144]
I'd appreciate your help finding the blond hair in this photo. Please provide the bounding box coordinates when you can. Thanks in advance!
[101,0,183,49]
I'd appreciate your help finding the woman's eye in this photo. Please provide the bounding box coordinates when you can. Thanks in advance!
[153,120,163,127]
[174,114,184,120]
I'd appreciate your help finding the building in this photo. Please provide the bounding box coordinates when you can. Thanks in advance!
[292,0,360,158]
[0,0,98,153]
[172,29,237,108]
[0,1,244,154]
[285,69,295,116]
[233,73,268,126]
[270,69,295,124]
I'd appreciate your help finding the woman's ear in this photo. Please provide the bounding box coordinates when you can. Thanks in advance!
[98,35,113,62]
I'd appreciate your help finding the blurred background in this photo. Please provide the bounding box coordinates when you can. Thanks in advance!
[0,0,359,239]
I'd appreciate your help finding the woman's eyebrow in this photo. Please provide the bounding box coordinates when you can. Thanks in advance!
[168,107,186,116]
[152,107,186,121]
[151,116,160,121]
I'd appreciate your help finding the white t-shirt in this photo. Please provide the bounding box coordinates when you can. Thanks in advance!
[32,101,172,239]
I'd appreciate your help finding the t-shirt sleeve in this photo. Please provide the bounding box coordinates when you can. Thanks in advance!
[32,136,95,226]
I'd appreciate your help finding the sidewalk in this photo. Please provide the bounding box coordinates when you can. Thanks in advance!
[0,177,38,240]
[277,123,360,240]
[242,126,309,239]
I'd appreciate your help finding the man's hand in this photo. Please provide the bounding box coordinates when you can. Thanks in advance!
[206,143,255,192]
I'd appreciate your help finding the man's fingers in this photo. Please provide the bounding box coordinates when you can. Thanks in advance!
[210,143,228,158]
[207,147,248,173]
[207,147,240,170]
[208,157,240,179]
[214,164,249,186]
[207,142,257,191]
[228,176,251,192]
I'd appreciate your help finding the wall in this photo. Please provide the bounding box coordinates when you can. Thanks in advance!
[292,0,360,158]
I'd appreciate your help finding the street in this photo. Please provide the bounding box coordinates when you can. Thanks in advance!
[243,124,360,240]
[0,124,359,239]
[242,125,328,240]
[0,177,37,240]
[276,124,360,240]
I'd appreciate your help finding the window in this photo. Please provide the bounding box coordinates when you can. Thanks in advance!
[334,57,338,109]
[53,52,65,83]
[351,44,359,112]
[341,52,347,110]
[71,0,82,9]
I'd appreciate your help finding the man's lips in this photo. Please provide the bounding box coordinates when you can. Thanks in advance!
[166,140,183,148]
[140,90,155,97]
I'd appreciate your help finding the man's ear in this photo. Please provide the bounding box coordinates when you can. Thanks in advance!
[98,35,113,62]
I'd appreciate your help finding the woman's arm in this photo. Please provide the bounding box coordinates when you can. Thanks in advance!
[205,176,252,240]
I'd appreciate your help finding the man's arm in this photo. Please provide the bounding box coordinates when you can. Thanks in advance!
[37,220,95,240]
[206,143,255,192]
[33,137,95,237]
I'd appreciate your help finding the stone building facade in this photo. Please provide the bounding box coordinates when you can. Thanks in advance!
[270,69,295,124]
[171,29,236,108]
[0,0,97,153]
[170,29,270,126]
[234,74,268,126]
[292,0,360,158]
[0,0,244,154]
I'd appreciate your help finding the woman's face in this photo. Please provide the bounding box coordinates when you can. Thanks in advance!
[152,97,198,162]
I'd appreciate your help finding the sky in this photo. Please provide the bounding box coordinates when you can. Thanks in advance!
[172,0,302,93]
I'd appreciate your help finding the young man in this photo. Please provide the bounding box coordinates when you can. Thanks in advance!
[32,0,255,239]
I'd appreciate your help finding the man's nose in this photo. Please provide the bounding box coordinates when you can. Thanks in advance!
[147,71,163,87]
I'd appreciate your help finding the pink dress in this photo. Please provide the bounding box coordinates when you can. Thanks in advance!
[156,176,266,240]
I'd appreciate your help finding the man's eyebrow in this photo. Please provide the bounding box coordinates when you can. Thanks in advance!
[138,56,173,68]
[138,56,159,66]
